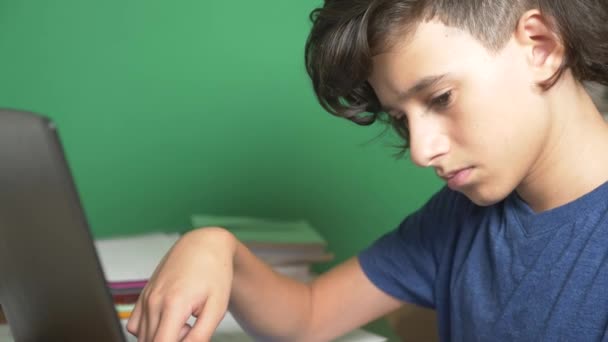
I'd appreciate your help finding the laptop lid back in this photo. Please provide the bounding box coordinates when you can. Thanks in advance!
[0,109,125,341]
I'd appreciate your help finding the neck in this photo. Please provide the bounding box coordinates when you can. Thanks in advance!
[516,79,608,212]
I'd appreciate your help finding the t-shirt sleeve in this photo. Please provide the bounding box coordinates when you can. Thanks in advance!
[358,187,463,308]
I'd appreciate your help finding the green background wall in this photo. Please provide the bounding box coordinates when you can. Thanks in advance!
[0,0,441,335]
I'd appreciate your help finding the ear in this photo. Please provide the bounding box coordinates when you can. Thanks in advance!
[514,10,565,84]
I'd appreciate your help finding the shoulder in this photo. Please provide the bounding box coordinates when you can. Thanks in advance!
[357,187,481,306]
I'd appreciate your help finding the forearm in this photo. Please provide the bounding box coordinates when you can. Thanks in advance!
[228,239,313,341]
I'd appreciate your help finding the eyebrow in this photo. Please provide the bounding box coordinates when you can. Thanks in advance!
[381,73,449,113]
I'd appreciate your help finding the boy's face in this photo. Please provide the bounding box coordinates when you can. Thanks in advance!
[368,20,552,206]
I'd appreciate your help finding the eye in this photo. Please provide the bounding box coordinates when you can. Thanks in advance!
[429,90,453,110]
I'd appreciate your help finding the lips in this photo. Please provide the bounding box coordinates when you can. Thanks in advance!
[439,167,474,189]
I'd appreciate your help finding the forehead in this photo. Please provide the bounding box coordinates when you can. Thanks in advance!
[368,20,493,97]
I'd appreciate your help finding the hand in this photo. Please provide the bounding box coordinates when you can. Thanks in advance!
[126,227,236,342]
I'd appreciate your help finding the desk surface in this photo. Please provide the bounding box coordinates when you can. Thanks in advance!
[0,233,387,341]
[0,311,386,342]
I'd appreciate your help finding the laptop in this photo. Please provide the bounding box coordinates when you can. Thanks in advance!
[0,109,126,341]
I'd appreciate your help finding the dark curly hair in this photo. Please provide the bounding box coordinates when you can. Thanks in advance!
[305,0,608,149]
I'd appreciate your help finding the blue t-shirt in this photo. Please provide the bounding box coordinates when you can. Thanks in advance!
[359,182,608,341]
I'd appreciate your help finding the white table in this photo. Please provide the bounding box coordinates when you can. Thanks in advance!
[0,312,386,342]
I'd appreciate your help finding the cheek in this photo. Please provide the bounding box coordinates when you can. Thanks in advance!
[452,85,519,154]
[457,61,539,152]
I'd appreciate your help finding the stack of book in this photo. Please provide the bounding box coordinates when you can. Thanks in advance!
[110,280,147,319]
[191,215,333,282]
[94,232,181,320]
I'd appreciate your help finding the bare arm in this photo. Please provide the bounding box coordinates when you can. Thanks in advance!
[229,239,403,341]
[127,227,403,341]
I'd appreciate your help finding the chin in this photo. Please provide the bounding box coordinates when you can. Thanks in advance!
[460,184,511,207]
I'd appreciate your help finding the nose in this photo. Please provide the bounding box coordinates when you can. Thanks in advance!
[408,116,450,167]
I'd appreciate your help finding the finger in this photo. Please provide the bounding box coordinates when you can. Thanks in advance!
[139,293,150,342]
[183,297,227,342]
[178,324,192,341]
[152,300,194,342]
[126,294,145,336]
[143,292,164,341]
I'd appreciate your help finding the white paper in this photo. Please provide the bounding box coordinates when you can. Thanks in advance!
[94,232,180,283]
